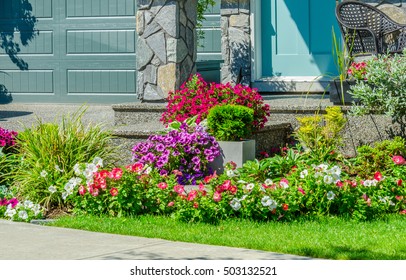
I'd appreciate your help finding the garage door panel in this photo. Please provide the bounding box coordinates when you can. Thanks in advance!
[0,70,54,94]
[31,0,53,19]
[67,70,136,94]
[66,0,135,17]
[66,29,135,54]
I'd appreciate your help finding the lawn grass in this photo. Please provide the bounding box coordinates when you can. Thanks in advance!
[50,214,406,260]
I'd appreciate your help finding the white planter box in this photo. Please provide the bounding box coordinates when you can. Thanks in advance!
[209,139,256,174]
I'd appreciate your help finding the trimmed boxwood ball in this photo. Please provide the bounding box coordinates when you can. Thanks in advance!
[207,104,254,141]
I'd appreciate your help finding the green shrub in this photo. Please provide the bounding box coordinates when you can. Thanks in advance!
[9,107,117,211]
[349,50,406,130]
[294,106,347,162]
[351,137,406,177]
[207,104,254,141]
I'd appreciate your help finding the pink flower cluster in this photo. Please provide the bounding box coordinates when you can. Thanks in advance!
[0,197,18,208]
[347,61,367,80]
[0,127,18,148]
[161,74,270,130]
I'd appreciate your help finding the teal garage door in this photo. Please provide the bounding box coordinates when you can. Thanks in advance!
[0,0,137,103]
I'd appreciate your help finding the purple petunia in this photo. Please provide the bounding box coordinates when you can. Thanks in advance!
[132,123,220,184]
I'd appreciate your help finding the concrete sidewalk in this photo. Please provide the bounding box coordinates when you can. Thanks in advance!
[0,220,312,260]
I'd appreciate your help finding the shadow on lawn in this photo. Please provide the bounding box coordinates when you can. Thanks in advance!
[300,245,405,260]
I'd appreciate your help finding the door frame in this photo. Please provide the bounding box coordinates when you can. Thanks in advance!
[250,0,330,92]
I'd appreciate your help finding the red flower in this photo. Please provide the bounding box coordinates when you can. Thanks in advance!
[78,185,87,196]
[157,182,168,190]
[392,155,405,165]
[228,185,237,195]
[110,168,123,180]
[400,210,406,215]
[167,201,175,207]
[397,179,403,186]
[336,181,343,188]
[187,190,198,201]
[298,187,306,195]
[374,171,383,181]
[193,202,199,209]
[126,162,144,173]
[110,188,118,196]
[282,204,289,211]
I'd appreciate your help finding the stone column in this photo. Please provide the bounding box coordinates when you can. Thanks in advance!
[136,0,197,101]
[221,0,251,85]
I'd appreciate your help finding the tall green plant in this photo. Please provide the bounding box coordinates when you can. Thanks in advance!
[331,27,355,104]
[9,107,118,211]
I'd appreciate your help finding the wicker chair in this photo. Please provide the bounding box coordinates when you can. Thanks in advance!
[336,1,406,57]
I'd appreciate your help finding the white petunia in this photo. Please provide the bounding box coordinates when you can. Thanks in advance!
[40,170,48,178]
[237,180,247,184]
[61,191,69,200]
[327,191,336,200]
[363,180,372,187]
[85,163,98,174]
[73,163,82,176]
[226,169,236,178]
[243,183,255,192]
[23,200,34,209]
[5,207,16,218]
[316,164,328,172]
[264,178,273,186]
[268,199,277,211]
[33,204,41,216]
[300,170,308,179]
[230,198,241,211]
[323,175,334,185]
[92,157,104,167]
[261,196,272,207]
[18,210,28,220]
[314,172,323,178]
[371,179,378,187]
[69,177,82,186]
[48,185,57,193]
[330,165,341,176]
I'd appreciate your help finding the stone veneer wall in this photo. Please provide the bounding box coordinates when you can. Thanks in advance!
[220,0,251,85]
[136,0,197,101]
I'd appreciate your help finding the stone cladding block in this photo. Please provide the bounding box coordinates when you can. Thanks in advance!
[136,0,197,101]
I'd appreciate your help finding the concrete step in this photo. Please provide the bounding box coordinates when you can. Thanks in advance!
[111,94,401,159]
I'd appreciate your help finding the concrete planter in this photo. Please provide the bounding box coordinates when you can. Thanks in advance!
[329,79,360,105]
[209,139,256,174]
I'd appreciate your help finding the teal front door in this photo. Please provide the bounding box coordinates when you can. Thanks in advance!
[261,0,338,78]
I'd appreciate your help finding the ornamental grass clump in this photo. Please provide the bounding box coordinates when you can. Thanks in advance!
[132,123,220,184]
[9,107,117,211]
[161,74,270,131]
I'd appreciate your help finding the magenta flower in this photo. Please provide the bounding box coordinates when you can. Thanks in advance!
[157,182,168,190]
[392,155,405,165]
[213,191,222,202]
